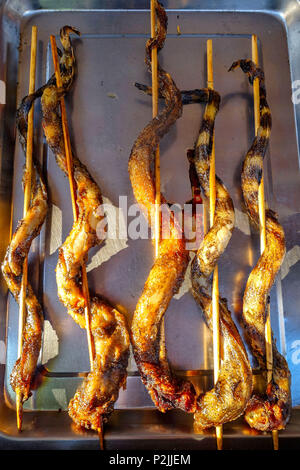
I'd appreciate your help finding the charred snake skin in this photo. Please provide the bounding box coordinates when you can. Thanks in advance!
[1,86,48,402]
[129,0,197,412]
[190,89,253,429]
[229,60,291,431]
[25,26,130,430]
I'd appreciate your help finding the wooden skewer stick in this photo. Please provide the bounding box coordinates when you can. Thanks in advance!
[50,36,103,447]
[16,25,38,432]
[151,0,160,258]
[150,0,166,362]
[50,36,95,368]
[207,39,222,451]
[98,417,104,450]
[251,34,278,451]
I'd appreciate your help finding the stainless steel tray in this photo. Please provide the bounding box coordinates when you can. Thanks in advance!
[0,0,300,450]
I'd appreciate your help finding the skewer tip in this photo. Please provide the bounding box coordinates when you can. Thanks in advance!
[98,419,104,450]
[16,389,23,432]
[216,425,223,450]
[206,39,214,90]
[272,430,279,450]
[251,34,258,48]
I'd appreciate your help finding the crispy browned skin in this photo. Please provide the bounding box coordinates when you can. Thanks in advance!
[1,91,48,402]
[190,89,253,429]
[36,27,129,430]
[0,25,77,402]
[229,60,291,431]
[129,0,196,412]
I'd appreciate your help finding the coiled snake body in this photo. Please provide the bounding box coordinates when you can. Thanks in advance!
[229,60,291,431]
[1,106,48,403]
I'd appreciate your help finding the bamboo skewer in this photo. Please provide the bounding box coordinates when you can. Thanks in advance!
[50,36,103,449]
[202,199,209,381]
[207,39,222,451]
[50,36,95,367]
[251,34,278,451]
[150,1,166,363]
[16,25,38,432]
[151,0,160,259]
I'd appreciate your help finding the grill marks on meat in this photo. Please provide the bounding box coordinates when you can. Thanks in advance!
[229,59,291,431]
[1,90,48,402]
[38,27,130,430]
[129,0,196,412]
[190,89,253,429]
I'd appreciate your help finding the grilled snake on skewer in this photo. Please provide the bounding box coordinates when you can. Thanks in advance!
[229,60,291,431]
[1,92,48,403]
[24,26,130,430]
[190,89,252,428]
[45,27,130,431]
[129,0,196,412]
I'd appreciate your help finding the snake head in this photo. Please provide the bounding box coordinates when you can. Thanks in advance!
[228,59,264,85]
[60,26,81,52]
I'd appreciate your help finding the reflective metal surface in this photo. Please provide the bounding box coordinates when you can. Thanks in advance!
[0,0,299,449]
